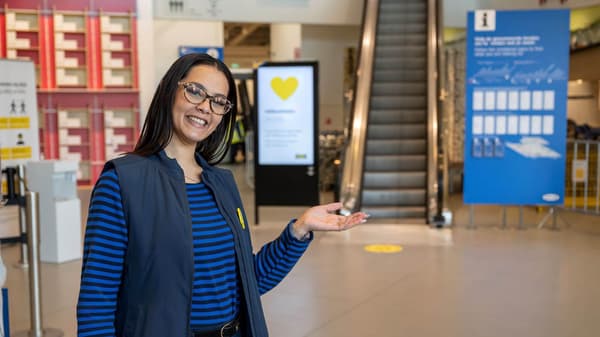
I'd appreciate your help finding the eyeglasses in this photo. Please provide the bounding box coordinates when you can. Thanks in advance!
[178,81,233,115]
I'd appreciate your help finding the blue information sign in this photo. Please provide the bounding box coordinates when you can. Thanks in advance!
[464,9,570,205]
[178,46,224,60]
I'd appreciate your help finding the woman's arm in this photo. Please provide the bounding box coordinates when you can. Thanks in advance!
[253,221,312,294]
[254,202,367,294]
[77,170,127,337]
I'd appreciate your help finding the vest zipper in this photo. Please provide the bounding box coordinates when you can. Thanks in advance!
[180,174,194,337]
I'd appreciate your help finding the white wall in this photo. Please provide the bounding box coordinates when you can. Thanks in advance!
[271,23,302,61]
[478,0,600,10]
[132,20,223,123]
[153,0,363,25]
[301,25,360,131]
[137,0,155,120]
[443,0,600,27]
[568,81,600,125]
[153,20,224,81]
[444,0,478,27]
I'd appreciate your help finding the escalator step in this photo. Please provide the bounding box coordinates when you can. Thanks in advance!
[366,139,426,155]
[364,155,427,171]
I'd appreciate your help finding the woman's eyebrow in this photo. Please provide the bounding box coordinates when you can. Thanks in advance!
[188,81,228,98]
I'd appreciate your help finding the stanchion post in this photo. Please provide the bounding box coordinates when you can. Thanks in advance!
[17,165,29,268]
[518,206,525,230]
[468,205,475,229]
[14,191,63,337]
[537,206,569,230]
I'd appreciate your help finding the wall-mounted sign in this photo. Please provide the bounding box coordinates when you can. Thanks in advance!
[572,159,587,183]
[178,46,223,61]
[464,9,570,205]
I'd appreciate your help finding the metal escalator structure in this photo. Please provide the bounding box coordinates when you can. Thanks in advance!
[340,0,443,223]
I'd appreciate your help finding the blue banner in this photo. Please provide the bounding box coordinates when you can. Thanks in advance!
[464,9,570,205]
[178,46,224,61]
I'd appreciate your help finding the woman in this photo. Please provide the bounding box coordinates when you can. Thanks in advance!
[76,53,367,337]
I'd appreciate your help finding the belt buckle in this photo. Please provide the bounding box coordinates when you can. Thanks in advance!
[220,319,238,337]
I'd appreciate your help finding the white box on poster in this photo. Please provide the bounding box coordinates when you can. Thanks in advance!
[472,116,483,135]
[484,116,495,135]
[496,116,507,135]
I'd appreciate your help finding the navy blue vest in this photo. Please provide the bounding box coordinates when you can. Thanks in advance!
[105,151,268,337]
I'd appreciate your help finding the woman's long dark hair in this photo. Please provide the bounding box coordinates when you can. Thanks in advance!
[133,53,237,165]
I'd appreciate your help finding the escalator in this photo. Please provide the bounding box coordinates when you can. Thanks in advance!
[340,0,443,223]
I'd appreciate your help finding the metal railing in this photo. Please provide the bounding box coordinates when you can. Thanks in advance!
[339,0,379,215]
[564,139,600,214]
[429,0,445,224]
[1,166,64,337]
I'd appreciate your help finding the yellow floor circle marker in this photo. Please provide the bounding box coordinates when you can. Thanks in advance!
[363,244,403,254]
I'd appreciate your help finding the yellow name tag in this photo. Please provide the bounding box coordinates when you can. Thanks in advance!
[236,208,246,230]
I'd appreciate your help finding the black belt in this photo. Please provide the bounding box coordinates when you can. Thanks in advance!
[192,316,240,337]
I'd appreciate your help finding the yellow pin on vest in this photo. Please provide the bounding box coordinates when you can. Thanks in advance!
[237,208,246,229]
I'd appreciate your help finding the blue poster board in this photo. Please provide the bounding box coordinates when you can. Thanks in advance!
[178,46,224,60]
[464,9,570,205]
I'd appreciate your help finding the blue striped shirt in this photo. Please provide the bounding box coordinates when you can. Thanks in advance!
[77,169,311,336]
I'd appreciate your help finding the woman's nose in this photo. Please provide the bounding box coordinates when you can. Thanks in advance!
[195,99,211,114]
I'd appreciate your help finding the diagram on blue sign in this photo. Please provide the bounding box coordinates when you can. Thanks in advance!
[505,137,560,159]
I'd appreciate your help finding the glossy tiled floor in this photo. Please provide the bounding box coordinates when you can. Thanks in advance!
[1,164,600,337]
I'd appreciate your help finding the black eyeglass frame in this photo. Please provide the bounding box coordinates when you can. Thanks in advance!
[177,81,234,115]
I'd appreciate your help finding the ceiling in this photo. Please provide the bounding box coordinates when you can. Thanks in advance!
[224,23,270,47]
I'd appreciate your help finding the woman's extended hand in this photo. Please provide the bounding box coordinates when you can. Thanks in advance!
[291,202,369,240]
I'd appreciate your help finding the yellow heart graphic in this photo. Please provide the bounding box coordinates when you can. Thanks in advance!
[271,77,298,100]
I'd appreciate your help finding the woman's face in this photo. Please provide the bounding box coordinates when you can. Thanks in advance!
[170,64,229,148]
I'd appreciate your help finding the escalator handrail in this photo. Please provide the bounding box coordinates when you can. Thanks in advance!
[339,0,380,215]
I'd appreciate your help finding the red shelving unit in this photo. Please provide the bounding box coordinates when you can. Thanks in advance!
[1,0,139,186]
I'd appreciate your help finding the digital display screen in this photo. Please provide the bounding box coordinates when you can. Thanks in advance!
[256,65,315,166]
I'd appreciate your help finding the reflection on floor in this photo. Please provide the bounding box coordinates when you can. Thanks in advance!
[1,163,600,337]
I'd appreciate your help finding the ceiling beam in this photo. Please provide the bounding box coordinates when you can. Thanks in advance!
[227,24,263,46]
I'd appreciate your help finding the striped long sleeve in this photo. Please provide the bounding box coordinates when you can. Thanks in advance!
[77,170,127,337]
[254,223,312,294]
